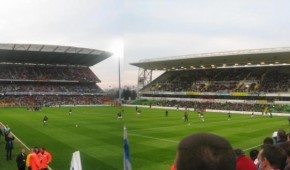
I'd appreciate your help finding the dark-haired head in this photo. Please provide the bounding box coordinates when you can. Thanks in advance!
[175,133,236,170]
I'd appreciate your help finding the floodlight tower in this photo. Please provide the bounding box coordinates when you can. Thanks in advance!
[111,38,123,104]
[118,53,121,103]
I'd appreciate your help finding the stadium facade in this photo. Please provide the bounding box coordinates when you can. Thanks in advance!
[131,47,290,113]
[0,43,112,107]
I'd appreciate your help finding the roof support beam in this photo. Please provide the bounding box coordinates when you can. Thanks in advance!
[137,68,152,98]
[26,44,32,51]
[52,46,59,52]
[39,45,45,51]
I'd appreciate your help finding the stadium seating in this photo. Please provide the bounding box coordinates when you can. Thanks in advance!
[143,67,290,93]
[138,66,290,113]
[0,64,100,82]
[0,64,108,107]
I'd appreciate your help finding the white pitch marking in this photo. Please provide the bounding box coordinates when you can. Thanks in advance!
[0,122,53,170]
[129,133,179,143]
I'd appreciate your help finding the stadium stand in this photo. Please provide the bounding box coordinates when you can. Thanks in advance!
[131,47,290,113]
[0,44,112,107]
[142,66,290,93]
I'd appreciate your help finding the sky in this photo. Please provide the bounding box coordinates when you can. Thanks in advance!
[1,0,290,90]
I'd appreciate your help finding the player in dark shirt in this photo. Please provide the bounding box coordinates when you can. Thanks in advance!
[184,112,188,122]
[117,112,123,120]
[228,112,231,120]
[43,115,48,126]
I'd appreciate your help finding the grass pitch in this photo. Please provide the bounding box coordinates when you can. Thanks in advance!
[0,106,289,170]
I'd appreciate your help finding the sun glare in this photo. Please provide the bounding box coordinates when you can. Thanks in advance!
[110,38,124,59]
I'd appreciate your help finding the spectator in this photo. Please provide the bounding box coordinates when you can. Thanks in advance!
[258,144,287,170]
[16,148,27,170]
[5,133,15,160]
[263,137,274,145]
[234,148,256,170]
[273,131,278,144]
[279,141,290,170]
[249,149,259,167]
[174,133,236,170]
[276,129,287,146]
[4,125,11,136]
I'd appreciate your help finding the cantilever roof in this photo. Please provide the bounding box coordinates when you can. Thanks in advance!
[131,47,290,70]
[0,43,112,66]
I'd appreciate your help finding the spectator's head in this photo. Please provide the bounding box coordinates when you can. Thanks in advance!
[175,133,236,170]
[34,147,39,153]
[277,129,287,142]
[234,148,245,158]
[21,148,26,154]
[263,137,274,145]
[258,144,287,170]
[279,142,290,170]
[279,141,290,158]
[29,148,34,153]
[40,147,47,153]
[249,149,259,161]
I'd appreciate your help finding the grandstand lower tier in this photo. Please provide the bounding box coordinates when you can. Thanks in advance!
[133,98,290,113]
[0,95,111,107]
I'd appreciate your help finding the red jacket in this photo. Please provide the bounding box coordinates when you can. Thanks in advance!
[30,152,41,170]
[41,151,52,168]
[237,156,257,170]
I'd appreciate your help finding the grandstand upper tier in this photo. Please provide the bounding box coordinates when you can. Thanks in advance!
[0,43,112,66]
[131,47,290,70]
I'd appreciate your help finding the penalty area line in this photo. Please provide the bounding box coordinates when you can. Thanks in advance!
[129,133,179,144]
[129,129,262,152]
[129,127,166,132]
[243,144,262,152]
[129,125,182,132]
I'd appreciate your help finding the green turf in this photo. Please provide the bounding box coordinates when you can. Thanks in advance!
[0,106,289,170]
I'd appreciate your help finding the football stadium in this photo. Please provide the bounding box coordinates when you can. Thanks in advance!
[1,45,290,170]
[131,47,290,115]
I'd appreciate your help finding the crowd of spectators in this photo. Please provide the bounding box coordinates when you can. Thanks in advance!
[237,129,290,170]
[172,130,290,170]
[141,100,290,113]
[146,66,290,93]
[0,95,109,107]
[0,64,108,107]
[0,64,99,82]
[0,82,103,94]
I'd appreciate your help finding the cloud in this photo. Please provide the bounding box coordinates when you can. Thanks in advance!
[1,0,290,89]
[0,0,122,45]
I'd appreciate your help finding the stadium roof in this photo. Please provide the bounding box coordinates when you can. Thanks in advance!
[0,43,112,66]
[131,47,290,70]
